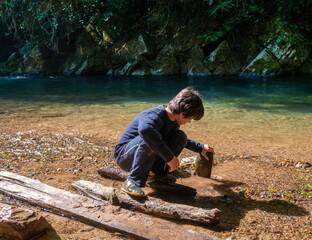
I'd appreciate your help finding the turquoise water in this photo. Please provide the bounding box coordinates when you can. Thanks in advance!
[0,75,311,113]
[0,75,311,161]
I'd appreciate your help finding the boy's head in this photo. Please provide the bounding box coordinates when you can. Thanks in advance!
[168,87,204,120]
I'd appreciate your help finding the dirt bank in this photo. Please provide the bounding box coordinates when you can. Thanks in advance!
[0,112,311,240]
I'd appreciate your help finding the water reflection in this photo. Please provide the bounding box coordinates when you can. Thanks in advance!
[0,75,311,113]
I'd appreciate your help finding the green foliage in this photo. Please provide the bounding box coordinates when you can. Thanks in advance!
[207,0,235,16]
[0,0,147,48]
[1,0,312,49]
[198,30,224,43]
[301,190,310,196]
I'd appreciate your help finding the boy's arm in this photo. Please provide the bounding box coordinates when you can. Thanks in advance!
[185,138,204,152]
[186,139,214,160]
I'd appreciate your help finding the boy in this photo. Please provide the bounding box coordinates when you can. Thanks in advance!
[114,87,214,197]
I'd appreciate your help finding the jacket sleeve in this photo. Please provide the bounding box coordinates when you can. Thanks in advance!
[185,139,204,153]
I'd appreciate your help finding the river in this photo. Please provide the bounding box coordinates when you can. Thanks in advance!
[0,75,311,162]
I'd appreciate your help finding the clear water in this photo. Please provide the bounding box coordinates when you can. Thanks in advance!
[0,75,311,161]
[1,75,311,112]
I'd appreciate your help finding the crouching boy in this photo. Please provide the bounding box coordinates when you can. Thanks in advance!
[114,87,214,197]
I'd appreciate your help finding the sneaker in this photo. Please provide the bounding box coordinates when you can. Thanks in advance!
[121,179,145,197]
[147,174,176,183]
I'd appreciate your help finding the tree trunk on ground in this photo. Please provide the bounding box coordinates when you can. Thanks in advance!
[72,180,221,225]
[0,171,221,240]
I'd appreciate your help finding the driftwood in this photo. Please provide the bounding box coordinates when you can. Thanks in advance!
[72,180,221,225]
[0,171,221,240]
[98,167,197,196]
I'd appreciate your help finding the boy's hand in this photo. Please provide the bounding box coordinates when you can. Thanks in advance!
[201,144,215,160]
[167,157,180,172]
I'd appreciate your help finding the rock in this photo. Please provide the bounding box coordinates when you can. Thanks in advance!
[299,55,312,74]
[111,35,148,75]
[63,27,112,75]
[240,49,281,77]
[295,162,305,168]
[259,18,310,74]
[150,28,204,76]
[195,152,214,178]
[302,163,311,169]
[204,40,240,76]
[180,156,196,166]
[117,35,147,62]
[150,44,180,75]
[0,203,51,240]
[186,45,210,76]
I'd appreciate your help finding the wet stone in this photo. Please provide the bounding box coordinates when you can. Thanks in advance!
[0,203,51,240]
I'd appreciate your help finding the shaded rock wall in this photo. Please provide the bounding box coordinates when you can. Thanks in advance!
[0,18,311,78]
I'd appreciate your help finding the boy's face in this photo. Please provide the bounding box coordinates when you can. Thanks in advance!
[176,112,193,126]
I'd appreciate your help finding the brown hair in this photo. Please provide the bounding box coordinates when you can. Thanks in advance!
[168,87,204,120]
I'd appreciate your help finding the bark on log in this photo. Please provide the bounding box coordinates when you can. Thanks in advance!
[72,180,221,225]
[0,171,221,240]
[98,167,197,196]
[98,167,129,181]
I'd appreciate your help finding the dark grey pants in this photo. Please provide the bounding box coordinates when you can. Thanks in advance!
[115,130,187,187]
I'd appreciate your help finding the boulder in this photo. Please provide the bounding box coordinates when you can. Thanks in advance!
[266,36,310,74]
[150,28,204,76]
[1,41,65,74]
[259,18,310,74]
[62,28,112,75]
[64,27,148,75]
[230,34,261,72]
[112,35,148,75]
[150,44,180,75]
[23,45,44,73]
[299,56,312,74]
[240,49,281,78]
[0,51,24,74]
[204,40,240,76]
[0,203,51,240]
[186,45,210,76]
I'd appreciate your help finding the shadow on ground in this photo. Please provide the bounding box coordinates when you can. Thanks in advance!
[147,176,309,232]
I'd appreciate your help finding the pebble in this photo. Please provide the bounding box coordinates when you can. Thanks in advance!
[302,163,311,169]
[180,156,196,166]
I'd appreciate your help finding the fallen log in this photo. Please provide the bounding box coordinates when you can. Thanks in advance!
[72,180,221,225]
[98,167,129,181]
[0,171,221,240]
[98,167,197,196]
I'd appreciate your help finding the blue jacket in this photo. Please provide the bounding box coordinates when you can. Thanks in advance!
[114,105,203,163]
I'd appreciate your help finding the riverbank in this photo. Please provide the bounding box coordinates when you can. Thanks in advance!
[0,107,311,239]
